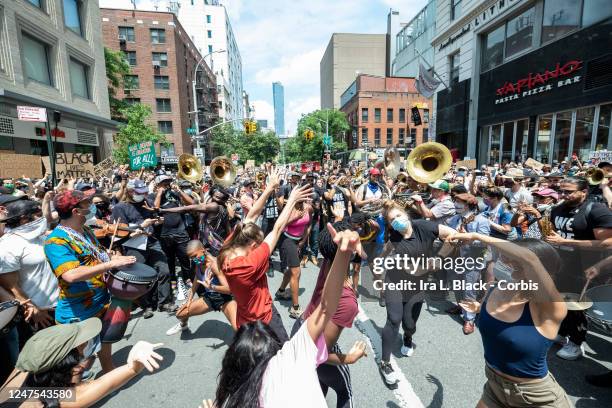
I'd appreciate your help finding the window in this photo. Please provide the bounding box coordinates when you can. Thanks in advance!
[156,98,171,112]
[123,51,137,66]
[150,29,166,44]
[451,0,462,21]
[63,0,82,36]
[386,128,393,145]
[542,0,581,44]
[161,143,175,157]
[399,108,406,123]
[423,128,429,142]
[505,7,534,58]
[552,111,572,161]
[28,0,42,8]
[208,45,213,53]
[124,98,140,105]
[583,0,612,26]
[152,52,168,67]
[536,115,552,163]
[595,104,612,150]
[119,26,135,42]
[69,58,89,99]
[207,30,212,38]
[361,128,368,144]
[387,108,393,122]
[158,121,173,134]
[22,34,52,85]
[154,75,169,90]
[206,15,211,24]
[502,122,514,163]
[573,107,595,161]
[399,128,405,145]
[374,108,381,123]
[449,52,460,84]
[124,75,139,89]
[361,108,368,123]
[374,129,381,146]
[410,128,417,143]
[482,25,505,71]
[423,109,429,123]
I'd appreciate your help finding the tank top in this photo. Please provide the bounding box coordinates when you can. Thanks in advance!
[285,212,310,238]
[477,289,553,379]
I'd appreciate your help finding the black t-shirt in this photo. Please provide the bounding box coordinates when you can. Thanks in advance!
[264,195,279,219]
[325,186,350,218]
[111,199,158,245]
[386,219,439,283]
[157,191,186,236]
[551,200,612,240]
[277,182,297,199]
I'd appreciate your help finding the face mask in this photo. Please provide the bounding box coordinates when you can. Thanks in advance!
[391,216,409,233]
[132,194,145,203]
[4,183,14,193]
[184,189,193,195]
[13,217,48,240]
[368,180,379,188]
[84,204,97,225]
[537,203,551,212]
[192,254,206,265]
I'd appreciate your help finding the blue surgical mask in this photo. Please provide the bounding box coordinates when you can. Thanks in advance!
[391,216,409,233]
[192,254,206,265]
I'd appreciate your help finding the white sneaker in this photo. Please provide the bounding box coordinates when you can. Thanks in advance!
[556,341,583,360]
[166,321,189,336]
[176,277,188,301]
[379,361,399,385]
[553,335,567,345]
[400,343,415,357]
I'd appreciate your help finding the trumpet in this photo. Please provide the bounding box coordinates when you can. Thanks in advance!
[586,168,605,185]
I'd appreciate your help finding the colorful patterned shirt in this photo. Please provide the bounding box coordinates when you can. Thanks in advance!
[44,225,109,323]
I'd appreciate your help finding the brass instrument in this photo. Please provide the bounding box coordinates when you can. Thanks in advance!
[586,168,605,185]
[383,146,401,180]
[256,172,267,184]
[406,142,453,184]
[538,212,554,237]
[210,156,237,188]
[177,154,203,184]
[392,192,429,208]
[396,172,410,184]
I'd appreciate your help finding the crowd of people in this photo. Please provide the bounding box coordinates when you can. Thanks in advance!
[0,151,611,407]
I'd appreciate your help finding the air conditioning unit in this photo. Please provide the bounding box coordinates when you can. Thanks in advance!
[118,35,127,43]
[152,61,161,68]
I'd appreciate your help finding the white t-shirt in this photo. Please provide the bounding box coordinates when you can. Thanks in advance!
[259,323,328,408]
[0,231,59,308]
[505,187,533,209]
[429,195,456,224]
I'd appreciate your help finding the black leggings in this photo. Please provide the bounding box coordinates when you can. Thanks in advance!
[382,299,423,362]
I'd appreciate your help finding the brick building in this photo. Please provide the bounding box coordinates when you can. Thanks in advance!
[100,8,218,158]
[340,75,432,157]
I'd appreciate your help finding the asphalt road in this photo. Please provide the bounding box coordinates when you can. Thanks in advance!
[92,257,612,408]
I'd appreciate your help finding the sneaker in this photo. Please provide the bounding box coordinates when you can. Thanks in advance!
[176,277,188,302]
[275,289,291,301]
[379,297,386,307]
[166,321,189,336]
[556,341,583,360]
[400,341,415,357]
[267,267,274,278]
[159,303,179,313]
[289,305,303,319]
[379,361,399,385]
[585,371,612,388]
[143,307,154,319]
[553,335,568,345]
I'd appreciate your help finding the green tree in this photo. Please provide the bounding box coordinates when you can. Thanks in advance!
[104,47,131,121]
[113,104,168,164]
[288,109,350,162]
[210,124,280,165]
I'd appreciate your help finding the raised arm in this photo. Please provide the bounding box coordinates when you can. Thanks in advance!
[262,184,312,250]
[244,174,280,224]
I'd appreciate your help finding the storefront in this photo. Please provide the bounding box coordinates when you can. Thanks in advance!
[477,17,612,164]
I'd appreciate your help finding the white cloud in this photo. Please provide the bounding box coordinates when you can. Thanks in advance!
[100,0,158,11]
[251,99,274,128]
[285,96,319,136]
[254,47,324,88]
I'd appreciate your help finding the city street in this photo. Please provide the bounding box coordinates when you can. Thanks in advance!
[92,257,612,408]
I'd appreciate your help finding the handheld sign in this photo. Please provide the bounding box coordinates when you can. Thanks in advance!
[128,141,158,170]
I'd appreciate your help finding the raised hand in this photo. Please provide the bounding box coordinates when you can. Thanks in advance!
[127,341,164,373]
[346,340,368,364]
[326,223,365,259]
[288,184,313,204]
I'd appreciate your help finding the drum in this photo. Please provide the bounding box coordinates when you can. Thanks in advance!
[585,284,612,335]
[105,263,157,300]
[0,300,20,335]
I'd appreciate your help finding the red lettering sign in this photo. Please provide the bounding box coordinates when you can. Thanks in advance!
[35,127,66,138]
[495,60,582,97]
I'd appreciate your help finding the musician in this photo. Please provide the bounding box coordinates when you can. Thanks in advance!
[511,188,558,239]
[166,240,237,336]
[44,190,137,373]
[444,193,490,335]
[502,173,533,210]
[544,177,612,361]
[301,172,322,267]
[409,179,455,225]
[111,179,177,319]
[353,168,388,209]
[240,180,258,219]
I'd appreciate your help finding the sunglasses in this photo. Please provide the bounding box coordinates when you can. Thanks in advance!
[558,189,578,195]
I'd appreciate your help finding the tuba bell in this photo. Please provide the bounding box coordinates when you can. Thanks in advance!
[586,168,605,185]
[177,154,203,184]
[406,142,453,184]
[396,172,410,184]
[210,156,237,188]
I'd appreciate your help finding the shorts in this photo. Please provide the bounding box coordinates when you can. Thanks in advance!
[481,365,573,408]
[197,287,233,312]
[280,234,301,270]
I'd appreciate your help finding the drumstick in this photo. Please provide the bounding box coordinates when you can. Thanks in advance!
[578,278,592,302]
[107,221,120,252]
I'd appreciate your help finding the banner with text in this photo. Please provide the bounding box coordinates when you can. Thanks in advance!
[43,153,95,179]
[128,141,158,170]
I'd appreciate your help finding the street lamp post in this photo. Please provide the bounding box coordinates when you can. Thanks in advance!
[192,49,225,163]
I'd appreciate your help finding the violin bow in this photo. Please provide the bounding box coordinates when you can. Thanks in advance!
[107,220,120,253]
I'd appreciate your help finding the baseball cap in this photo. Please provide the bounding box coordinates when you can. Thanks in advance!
[453,193,478,206]
[53,190,90,214]
[533,188,559,200]
[369,168,381,176]
[2,199,41,222]
[16,318,101,374]
[178,180,192,188]
[155,175,172,184]
[74,182,96,196]
[428,179,450,192]
[127,179,149,194]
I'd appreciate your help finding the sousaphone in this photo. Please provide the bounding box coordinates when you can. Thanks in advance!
[177,154,203,184]
[210,156,237,187]
[406,142,453,184]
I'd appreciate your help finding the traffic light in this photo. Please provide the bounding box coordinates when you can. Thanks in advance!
[304,129,314,141]
[244,121,257,135]
[250,122,257,133]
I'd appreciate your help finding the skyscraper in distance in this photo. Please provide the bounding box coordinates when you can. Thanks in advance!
[272,82,285,135]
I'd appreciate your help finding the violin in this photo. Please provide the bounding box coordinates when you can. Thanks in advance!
[93,219,137,239]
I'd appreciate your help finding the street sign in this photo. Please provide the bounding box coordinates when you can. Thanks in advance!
[323,135,332,146]
[193,148,204,157]
[187,127,197,135]
[161,155,179,164]
[128,141,158,170]
[17,106,47,122]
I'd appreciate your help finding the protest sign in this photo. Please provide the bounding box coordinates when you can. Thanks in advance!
[455,159,477,169]
[590,150,612,162]
[0,153,43,178]
[43,153,95,179]
[94,157,116,178]
[128,141,158,170]
[525,158,544,170]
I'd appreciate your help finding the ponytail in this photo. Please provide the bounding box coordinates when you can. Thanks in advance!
[217,222,264,270]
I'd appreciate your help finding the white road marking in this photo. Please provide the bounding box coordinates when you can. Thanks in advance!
[354,305,425,408]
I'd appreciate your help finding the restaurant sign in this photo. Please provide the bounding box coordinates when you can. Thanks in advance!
[495,60,583,105]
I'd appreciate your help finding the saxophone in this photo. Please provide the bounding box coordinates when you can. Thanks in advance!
[538,210,554,237]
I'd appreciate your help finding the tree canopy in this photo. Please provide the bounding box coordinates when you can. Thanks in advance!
[113,104,168,164]
[104,47,131,122]
[209,123,280,165]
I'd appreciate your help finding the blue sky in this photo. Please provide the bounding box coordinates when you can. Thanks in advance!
[101,0,429,134]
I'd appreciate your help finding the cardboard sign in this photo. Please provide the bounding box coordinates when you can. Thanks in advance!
[128,141,158,170]
[590,150,612,162]
[0,153,43,178]
[524,158,544,170]
[43,153,95,179]
[455,159,477,169]
[93,157,116,178]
